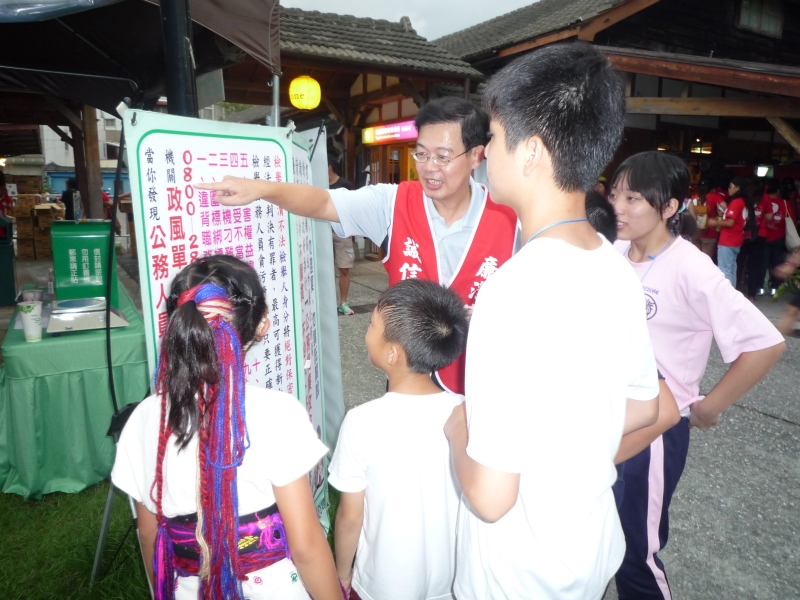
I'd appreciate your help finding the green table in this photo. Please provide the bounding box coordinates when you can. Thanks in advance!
[0,288,149,499]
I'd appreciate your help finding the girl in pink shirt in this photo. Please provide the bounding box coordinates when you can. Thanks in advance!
[609,151,785,600]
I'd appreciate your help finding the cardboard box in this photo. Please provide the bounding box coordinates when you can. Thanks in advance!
[33,226,51,243]
[33,204,56,228]
[15,195,40,212]
[12,176,43,193]
[15,217,33,238]
[35,240,53,260]
[16,238,35,260]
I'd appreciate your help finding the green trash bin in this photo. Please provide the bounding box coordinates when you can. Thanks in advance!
[50,220,119,307]
[0,213,15,306]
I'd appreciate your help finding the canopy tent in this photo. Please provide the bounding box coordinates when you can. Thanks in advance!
[0,0,279,117]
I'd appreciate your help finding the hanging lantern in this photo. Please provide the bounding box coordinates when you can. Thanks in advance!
[289,76,321,110]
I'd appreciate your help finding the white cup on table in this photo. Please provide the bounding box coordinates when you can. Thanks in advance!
[21,289,43,302]
[18,301,43,342]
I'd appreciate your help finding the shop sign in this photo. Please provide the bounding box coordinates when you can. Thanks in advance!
[362,119,417,145]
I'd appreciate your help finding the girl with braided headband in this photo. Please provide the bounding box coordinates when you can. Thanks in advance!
[112,256,344,599]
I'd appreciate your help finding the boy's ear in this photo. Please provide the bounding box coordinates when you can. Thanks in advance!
[386,343,403,367]
[522,136,547,177]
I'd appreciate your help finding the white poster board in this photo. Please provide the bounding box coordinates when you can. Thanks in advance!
[123,110,335,522]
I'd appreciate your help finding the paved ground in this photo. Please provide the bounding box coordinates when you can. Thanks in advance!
[4,254,799,598]
[334,258,800,600]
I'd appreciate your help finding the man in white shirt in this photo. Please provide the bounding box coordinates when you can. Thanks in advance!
[444,42,660,599]
[196,97,519,395]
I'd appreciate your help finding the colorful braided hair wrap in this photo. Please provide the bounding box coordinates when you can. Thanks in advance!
[151,283,251,600]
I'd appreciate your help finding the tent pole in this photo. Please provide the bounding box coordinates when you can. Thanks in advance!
[272,74,280,126]
[159,0,198,117]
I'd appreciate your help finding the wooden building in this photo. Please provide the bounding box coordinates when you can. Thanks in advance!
[436,0,800,181]
[222,7,482,185]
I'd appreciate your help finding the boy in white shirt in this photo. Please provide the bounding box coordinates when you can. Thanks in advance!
[329,279,469,600]
[444,42,661,599]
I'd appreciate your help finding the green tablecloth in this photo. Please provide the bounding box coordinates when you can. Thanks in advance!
[0,288,149,499]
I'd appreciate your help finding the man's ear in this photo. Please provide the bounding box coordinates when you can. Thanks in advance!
[469,145,485,167]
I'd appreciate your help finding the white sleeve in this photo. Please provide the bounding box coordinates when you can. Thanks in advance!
[463,279,527,474]
[328,184,396,246]
[266,397,329,488]
[327,411,368,493]
[625,317,659,401]
[110,403,152,508]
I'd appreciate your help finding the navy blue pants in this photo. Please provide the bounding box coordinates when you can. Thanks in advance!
[613,418,691,600]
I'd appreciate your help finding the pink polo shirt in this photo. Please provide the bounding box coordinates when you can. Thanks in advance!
[616,237,783,413]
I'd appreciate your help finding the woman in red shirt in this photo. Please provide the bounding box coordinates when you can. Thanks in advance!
[708,177,747,288]
[0,171,12,217]
[688,178,725,259]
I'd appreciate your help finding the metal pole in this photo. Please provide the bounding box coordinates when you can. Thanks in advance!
[272,74,280,127]
[159,0,199,117]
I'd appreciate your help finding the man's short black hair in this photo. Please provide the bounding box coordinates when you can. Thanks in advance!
[612,151,689,217]
[375,279,468,374]
[414,97,489,151]
[585,190,617,242]
[483,42,626,192]
[765,177,780,194]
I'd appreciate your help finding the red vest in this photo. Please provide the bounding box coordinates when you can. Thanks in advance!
[384,180,518,394]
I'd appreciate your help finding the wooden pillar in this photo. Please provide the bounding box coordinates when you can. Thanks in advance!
[345,126,356,185]
[464,77,471,101]
[70,124,90,219]
[768,117,800,156]
[82,105,104,219]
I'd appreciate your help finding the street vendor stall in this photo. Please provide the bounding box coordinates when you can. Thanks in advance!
[0,287,148,499]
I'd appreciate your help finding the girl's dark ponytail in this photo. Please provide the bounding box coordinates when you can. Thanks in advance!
[160,299,220,449]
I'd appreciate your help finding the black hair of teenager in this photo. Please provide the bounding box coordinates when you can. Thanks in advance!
[414,96,490,151]
[482,41,626,193]
[65,177,78,190]
[585,190,617,243]
[163,256,267,449]
[375,279,469,374]
[328,154,342,176]
[765,177,780,195]
[612,151,689,236]
[729,177,747,199]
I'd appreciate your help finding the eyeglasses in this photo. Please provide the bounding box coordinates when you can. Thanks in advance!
[411,149,469,167]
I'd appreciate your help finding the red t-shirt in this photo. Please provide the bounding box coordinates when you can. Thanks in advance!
[765,197,787,243]
[0,190,12,217]
[755,194,772,238]
[719,197,747,248]
[698,192,725,240]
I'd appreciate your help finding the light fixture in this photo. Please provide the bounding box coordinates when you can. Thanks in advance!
[288,76,321,110]
[0,158,6,167]
[756,165,769,177]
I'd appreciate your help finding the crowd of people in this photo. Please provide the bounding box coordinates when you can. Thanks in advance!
[112,42,790,600]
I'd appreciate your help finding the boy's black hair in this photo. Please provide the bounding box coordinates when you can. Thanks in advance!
[482,41,626,192]
[612,151,689,236]
[585,190,617,242]
[414,97,490,151]
[375,279,468,374]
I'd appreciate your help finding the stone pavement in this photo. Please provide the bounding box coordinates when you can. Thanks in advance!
[334,258,800,600]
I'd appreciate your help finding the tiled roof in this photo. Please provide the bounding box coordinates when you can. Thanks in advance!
[280,7,482,79]
[435,0,627,61]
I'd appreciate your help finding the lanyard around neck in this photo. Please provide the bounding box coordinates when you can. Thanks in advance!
[525,218,588,246]
[627,235,674,283]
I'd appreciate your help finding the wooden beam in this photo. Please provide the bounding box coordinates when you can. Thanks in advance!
[627,97,800,117]
[464,77,471,100]
[82,105,104,220]
[226,78,349,99]
[71,123,90,216]
[606,54,800,99]
[280,55,473,85]
[400,78,426,108]
[322,96,345,123]
[47,124,73,146]
[44,96,83,131]
[767,117,800,155]
[0,124,38,131]
[578,0,660,41]
[495,27,581,59]
[349,83,410,108]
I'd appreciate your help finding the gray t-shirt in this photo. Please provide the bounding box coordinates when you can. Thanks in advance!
[329,178,519,284]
